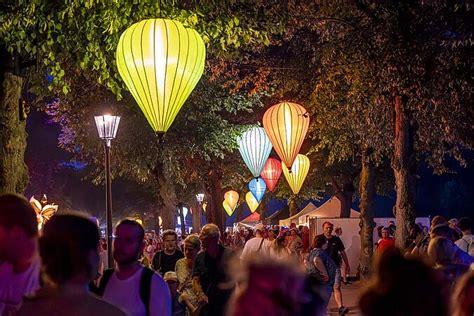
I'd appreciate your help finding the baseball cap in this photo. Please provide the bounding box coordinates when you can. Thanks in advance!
[254,223,264,232]
[163,271,178,282]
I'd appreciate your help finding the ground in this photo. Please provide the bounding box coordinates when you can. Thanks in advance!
[328,281,361,315]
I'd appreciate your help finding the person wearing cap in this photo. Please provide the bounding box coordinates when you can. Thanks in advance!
[164,271,185,316]
[240,223,270,261]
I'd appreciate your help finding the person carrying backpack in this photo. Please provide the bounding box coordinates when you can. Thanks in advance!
[305,234,337,314]
[91,219,171,316]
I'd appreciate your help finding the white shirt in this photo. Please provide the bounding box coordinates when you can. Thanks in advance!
[103,266,171,316]
[240,237,270,260]
[0,259,40,316]
[455,234,474,256]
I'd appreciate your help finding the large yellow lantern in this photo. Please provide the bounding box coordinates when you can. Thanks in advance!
[116,19,206,133]
[245,192,259,213]
[262,102,309,168]
[224,190,239,211]
[282,154,310,194]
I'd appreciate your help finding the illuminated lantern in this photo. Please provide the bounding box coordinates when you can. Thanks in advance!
[262,102,309,168]
[116,19,206,133]
[245,192,259,213]
[202,202,207,213]
[248,177,266,203]
[260,157,282,192]
[158,216,163,226]
[223,201,234,216]
[237,127,272,177]
[224,190,239,211]
[282,154,310,194]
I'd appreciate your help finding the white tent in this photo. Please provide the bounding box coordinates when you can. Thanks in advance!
[280,197,360,226]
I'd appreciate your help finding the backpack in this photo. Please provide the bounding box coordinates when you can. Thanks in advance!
[305,249,337,286]
[90,267,154,316]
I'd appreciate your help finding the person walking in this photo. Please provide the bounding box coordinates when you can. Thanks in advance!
[192,224,232,316]
[153,230,184,275]
[0,194,41,316]
[240,224,270,261]
[93,219,171,316]
[318,221,350,315]
[17,213,125,316]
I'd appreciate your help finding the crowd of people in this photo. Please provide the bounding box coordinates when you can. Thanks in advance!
[1,193,473,316]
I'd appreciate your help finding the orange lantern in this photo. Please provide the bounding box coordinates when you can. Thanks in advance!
[224,190,239,211]
[262,102,309,168]
[260,157,282,192]
[282,154,310,194]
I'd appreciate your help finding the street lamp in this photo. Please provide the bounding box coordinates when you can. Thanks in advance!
[94,115,120,268]
[196,193,204,204]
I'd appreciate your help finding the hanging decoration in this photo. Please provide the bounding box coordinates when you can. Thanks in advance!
[260,157,283,192]
[224,190,239,211]
[245,192,260,213]
[282,154,310,194]
[262,101,310,168]
[29,195,58,231]
[116,19,206,133]
[237,127,272,178]
[223,201,234,217]
[248,177,266,203]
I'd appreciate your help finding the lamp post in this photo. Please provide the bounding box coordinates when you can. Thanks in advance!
[94,115,120,268]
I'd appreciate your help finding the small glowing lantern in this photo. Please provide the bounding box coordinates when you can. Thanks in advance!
[116,19,206,133]
[224,190,239,211]
[237,127,272,178]
[262,102,309,168]
[245,192,259,213]
[223,201,234,216]
[248,177,266,203]
[260,157,282,192]
[282,154,310,194]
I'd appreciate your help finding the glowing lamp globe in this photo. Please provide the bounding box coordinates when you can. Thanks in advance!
[282,154,310,194]
[237,127,272,178]
[248,177,266,203]
[245,192,259,213]
[262,102,309,168]
[116,19,206,133]
[224,190,239,211]
[223,201,234,217]
[260,157,282,192]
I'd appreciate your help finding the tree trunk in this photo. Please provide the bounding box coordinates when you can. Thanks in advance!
[192,201,202,234]
[204,170,224,233]
[393,95,416,249]
[0,70,28,194]
[332,178,354,218]
[154,160,177,230]
[288,195,298,217]
[358,147,376,281]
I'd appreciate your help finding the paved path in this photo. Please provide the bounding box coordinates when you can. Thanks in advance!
[327,281,362,315]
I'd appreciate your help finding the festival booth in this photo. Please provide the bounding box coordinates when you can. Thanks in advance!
[234,212,261,231]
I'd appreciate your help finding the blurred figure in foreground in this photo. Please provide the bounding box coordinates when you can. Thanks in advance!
[18,213,125,316]
[359,248,448,316]
[0,194,40,316]
[227,255,325,316]
[451,269,474,316]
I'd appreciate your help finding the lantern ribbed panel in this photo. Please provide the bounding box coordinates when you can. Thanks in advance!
[224,190,239,211]
[245,192,259,213]
[262,102,309,168]
[116,19,206,133]
[248,177,266,202]
[237,127,273,178]
[260,157,282,192]
[282,154,310,194]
